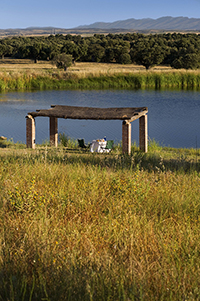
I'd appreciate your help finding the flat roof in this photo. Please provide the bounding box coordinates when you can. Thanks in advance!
[28,105,148,122]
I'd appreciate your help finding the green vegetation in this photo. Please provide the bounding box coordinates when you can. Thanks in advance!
[1,31,200,300]
[1,70,200,92]
[1,32,200,70]
[0,140,200,300]
[51,54,73,71]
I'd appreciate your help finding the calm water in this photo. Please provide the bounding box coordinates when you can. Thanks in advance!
[0,89,199,148]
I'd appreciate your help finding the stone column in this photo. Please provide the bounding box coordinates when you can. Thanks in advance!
[49,117,58,147]
[139,114,148,153]
[26,115,35,149]
[122,121,131,155]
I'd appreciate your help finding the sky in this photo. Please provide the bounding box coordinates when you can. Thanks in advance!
[1,0,200,29]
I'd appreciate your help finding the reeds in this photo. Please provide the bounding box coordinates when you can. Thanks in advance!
[1,66,200,92]
[0,143,200,300]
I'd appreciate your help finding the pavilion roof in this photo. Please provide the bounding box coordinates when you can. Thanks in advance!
[28,105,148,123]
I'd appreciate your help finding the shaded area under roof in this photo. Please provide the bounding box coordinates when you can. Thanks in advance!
[28,105,148,122]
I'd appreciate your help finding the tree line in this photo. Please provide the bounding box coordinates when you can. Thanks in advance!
[0,32,200,70]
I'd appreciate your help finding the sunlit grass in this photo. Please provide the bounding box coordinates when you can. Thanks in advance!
[0,141,200,300]
[1,60,200,299]
[1,60,200,92]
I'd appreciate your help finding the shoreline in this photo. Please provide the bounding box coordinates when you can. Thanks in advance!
[0,61,200,92]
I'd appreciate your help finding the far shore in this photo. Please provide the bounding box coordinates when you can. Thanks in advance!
[0,58,189,76]
[1,59,200,92]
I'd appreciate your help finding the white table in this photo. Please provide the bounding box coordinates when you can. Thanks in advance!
[90,139,108,153]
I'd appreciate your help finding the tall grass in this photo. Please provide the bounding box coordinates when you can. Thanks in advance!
[0,143,200,300]
[1,70,200,92]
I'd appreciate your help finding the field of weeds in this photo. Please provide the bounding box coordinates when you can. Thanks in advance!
[0,60,200,300]
[0,59,200,92]
[0,141,200,300]
[0,59,168,75]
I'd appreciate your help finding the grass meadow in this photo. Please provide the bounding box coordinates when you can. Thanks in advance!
[1,60,200,300]
[1,59,200,91]
[0,139,200,301]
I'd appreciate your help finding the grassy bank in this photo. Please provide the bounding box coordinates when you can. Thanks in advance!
[1,71,200,92]
[0,142,200,300]
[0,61,200,91]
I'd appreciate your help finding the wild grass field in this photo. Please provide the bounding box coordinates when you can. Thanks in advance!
[0,139,200,301]
[1,59,200,91]
[0,61,200,300]
[0,59,168,75]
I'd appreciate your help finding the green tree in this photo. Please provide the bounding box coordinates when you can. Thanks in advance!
[45,44,61,60]
[115,46,131,64]
[61,41,79,63]
[76,40,88,61]
[51,53,72,71]
[0,44,7,59]
[16,45,30,59]
[183,53,200,69]
[172,53,200,69]
[103,48,116,63]
[86,44,105,62]
[130,38,166,69]
[29,43,43,63]
[171,38,200,69]
[118,52,132,64]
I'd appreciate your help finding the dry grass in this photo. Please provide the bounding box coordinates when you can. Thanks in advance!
[0,58,173,77]
[0,143,200,300]
[1,59,200,85]
[0,59,56,79]
[69,62,147,77]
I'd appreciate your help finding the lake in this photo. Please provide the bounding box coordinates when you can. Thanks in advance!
[0,89,199,148]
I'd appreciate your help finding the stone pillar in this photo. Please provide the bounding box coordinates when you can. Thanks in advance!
[49,117,58,147]
[139,114,148,153]
[26,115,35,149]
[122,121,131,155]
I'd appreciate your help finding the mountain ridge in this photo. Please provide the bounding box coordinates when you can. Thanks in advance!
[76,16,200,30]
[1,16,200,37]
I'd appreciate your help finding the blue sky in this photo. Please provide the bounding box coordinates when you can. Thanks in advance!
[1,0,200,29]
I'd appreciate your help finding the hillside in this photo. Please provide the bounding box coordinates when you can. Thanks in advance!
[1,16,200,37]
[77,16,200,31]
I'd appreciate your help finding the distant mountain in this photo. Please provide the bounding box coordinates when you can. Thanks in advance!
[77,16,200,31]
[1,16,200,38]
